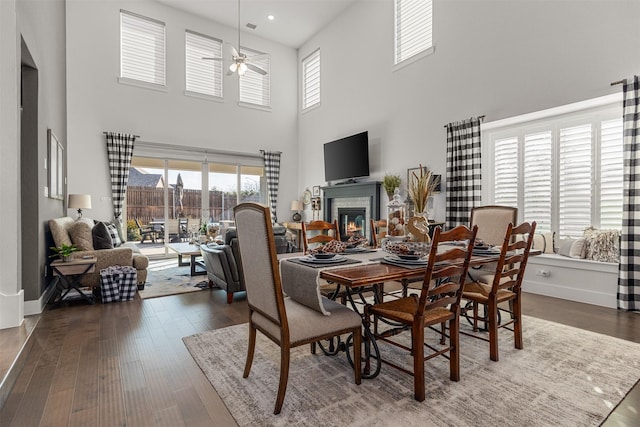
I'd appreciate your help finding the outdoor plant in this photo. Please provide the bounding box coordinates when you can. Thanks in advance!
[49,243,78,261]
[382,174,402,199]
[127,219,141,241]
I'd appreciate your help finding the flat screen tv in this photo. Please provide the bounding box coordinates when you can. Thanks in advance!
[323,131,370,183]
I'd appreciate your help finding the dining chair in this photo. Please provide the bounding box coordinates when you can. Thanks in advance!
[163,218,181,243]
[370,219,388,248]
[301,220,341,254]
[364,224,478,402]
[461,221,536,361]
[233,203,362,415]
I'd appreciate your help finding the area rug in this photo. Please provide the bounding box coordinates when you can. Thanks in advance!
[138,259,209,299]
[183,316,640,426]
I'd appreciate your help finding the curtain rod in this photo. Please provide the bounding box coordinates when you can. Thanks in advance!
[610,80,625,86]
[443,115,485,128]
[103,131,141,138]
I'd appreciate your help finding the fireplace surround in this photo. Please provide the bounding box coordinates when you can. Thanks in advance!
[322,182,381,242]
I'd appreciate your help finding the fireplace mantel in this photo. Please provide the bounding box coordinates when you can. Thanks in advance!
[322,181,381,223]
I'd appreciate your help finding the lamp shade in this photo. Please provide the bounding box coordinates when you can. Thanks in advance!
[290,200,303,211]
[68,194,92,209]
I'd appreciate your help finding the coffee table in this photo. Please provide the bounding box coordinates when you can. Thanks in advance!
[166,242,206,276]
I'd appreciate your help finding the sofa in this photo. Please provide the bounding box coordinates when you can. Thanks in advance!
[48,217,149,288]
[199,225,290,303]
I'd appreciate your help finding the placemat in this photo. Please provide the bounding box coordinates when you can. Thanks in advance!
[286,257,362,269]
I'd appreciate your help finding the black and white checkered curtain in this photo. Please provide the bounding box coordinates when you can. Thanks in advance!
[261,150,281,223]
[105,132,136,224]
[445,117,483,229]
[618,76,640,311]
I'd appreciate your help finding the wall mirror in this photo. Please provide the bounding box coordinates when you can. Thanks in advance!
[48,129,64,200]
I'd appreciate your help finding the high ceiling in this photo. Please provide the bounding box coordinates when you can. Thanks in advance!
[155,0,359,48]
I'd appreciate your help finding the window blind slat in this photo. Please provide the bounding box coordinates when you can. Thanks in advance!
[185,31,223,97]
[395,0,433,65]
[239,47,271,107]
[120,11,166,85]
[302,49,321,110]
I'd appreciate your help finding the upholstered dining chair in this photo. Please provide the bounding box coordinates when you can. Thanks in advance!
[364,224,478,402]
[233,203,362,415]
[301,220,341,254]
[461,221,536,361]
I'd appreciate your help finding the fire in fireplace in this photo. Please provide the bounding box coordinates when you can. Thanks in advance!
[338,208,367,241]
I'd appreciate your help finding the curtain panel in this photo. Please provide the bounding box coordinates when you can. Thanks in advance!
[445,117,483,229]
[618,76,640,311]
[105,132,136,224]
[261,150,281,223]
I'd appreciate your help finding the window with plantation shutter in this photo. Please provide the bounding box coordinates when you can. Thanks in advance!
[302,49,320,110]
[484,100,623,239]
[493,137,518,207]
[239,47,271,108]
[559,124,592,238]
[394,0,433,65]
[120,10,166,86]
[600,118,623,230]
[524,131,552,233]
[185,30,223,98]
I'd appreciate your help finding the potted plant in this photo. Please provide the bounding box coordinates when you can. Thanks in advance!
[49,243,79,262]
[408,165,440,215]
[382,174,402,200]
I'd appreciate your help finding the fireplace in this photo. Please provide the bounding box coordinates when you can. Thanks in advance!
[322,182,381,242]
[338,208,367,241]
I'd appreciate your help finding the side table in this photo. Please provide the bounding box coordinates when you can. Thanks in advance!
[50,257,97,305]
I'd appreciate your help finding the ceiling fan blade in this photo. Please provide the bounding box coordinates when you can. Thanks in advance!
[230,45,239,58]
[202,57,224,61]
[248,53,270,61]
[246,63,267,76]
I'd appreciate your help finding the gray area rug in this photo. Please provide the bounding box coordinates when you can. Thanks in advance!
[139,259,209,299]
[183,315,640,426]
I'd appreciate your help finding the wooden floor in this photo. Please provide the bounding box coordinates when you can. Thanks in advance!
[1,289,638,426]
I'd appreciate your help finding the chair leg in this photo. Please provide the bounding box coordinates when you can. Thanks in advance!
[353,329,362,385]
[472,301,479,332]
[310,342,316,354]
[274,345,290,415]
[412,320,425,402]
[226,291,234,304]
[513,294,523,350]
[243,323,257,378]
[488,298,499,362]
[449,316,460,382]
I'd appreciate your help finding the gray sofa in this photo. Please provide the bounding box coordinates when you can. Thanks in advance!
[199,226,290,303]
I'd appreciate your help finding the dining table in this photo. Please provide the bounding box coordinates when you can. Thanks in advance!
[279,245,518,379]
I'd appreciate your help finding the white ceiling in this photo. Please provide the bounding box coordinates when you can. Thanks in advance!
[155,0,358,48]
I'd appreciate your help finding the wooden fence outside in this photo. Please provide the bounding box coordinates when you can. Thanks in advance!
[127,186,251,224]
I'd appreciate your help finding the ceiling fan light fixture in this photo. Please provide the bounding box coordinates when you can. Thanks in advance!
[229,63,238,74]
[238,62,248,76]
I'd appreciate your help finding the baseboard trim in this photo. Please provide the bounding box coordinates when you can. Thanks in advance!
[24,283,56,316]
[0,316,39,410]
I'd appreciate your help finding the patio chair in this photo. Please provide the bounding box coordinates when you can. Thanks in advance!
[233,202,362,415]
[135,218,156,243]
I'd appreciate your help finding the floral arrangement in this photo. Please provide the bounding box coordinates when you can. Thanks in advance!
[408,165,440,214]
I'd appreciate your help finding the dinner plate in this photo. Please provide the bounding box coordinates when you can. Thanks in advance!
[472,248,500,256]
[344,247,369,253]
[383,255,427,265]
[299,255,347,264]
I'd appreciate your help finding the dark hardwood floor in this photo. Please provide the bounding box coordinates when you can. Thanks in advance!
[1,289,638,426]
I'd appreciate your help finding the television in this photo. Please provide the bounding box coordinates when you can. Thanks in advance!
[323,131,370,183]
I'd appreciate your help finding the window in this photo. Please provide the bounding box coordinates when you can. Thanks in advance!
[302,49,320,110]
[120,10,166,86]
[394,0,433,65]
[484,101,623,238]
[239,47,270,108]
[185,30,223,98]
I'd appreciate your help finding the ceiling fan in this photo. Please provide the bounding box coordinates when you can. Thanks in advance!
[203,0,268,76]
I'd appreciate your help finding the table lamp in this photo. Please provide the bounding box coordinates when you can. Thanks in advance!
[291,200,303,222]
[68,194,92,219]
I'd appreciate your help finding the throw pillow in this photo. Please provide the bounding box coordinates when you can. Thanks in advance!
[569,237,587,259]
[558,238,575,257]
[48,217,74,247]
[106,223,123,247]
[68,221,94,251]
[583,227,619,263]
[92,222,114,250]
[531,232,555,254]
[532,234,546,252]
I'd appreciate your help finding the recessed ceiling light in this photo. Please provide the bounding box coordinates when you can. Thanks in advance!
[267,15,275,21]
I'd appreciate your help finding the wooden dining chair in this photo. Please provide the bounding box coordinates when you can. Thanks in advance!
[233,203,362,415]
[364,224,478,402]
[370,219,388,248]
[301,220,341,254]
[461,221,536,361]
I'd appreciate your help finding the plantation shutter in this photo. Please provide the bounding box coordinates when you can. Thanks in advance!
[239,48,271,107]
[395,0,433,64]
[600,118,624,229]
[302,49,320,109]
[559,124,592,238]
[120,10,166,86]
[493,136,518,207]
[523,131,552,233]
[185,31,223,98]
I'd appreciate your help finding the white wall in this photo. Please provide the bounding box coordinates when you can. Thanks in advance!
[298,0,640,221]
[66,0,298,222]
